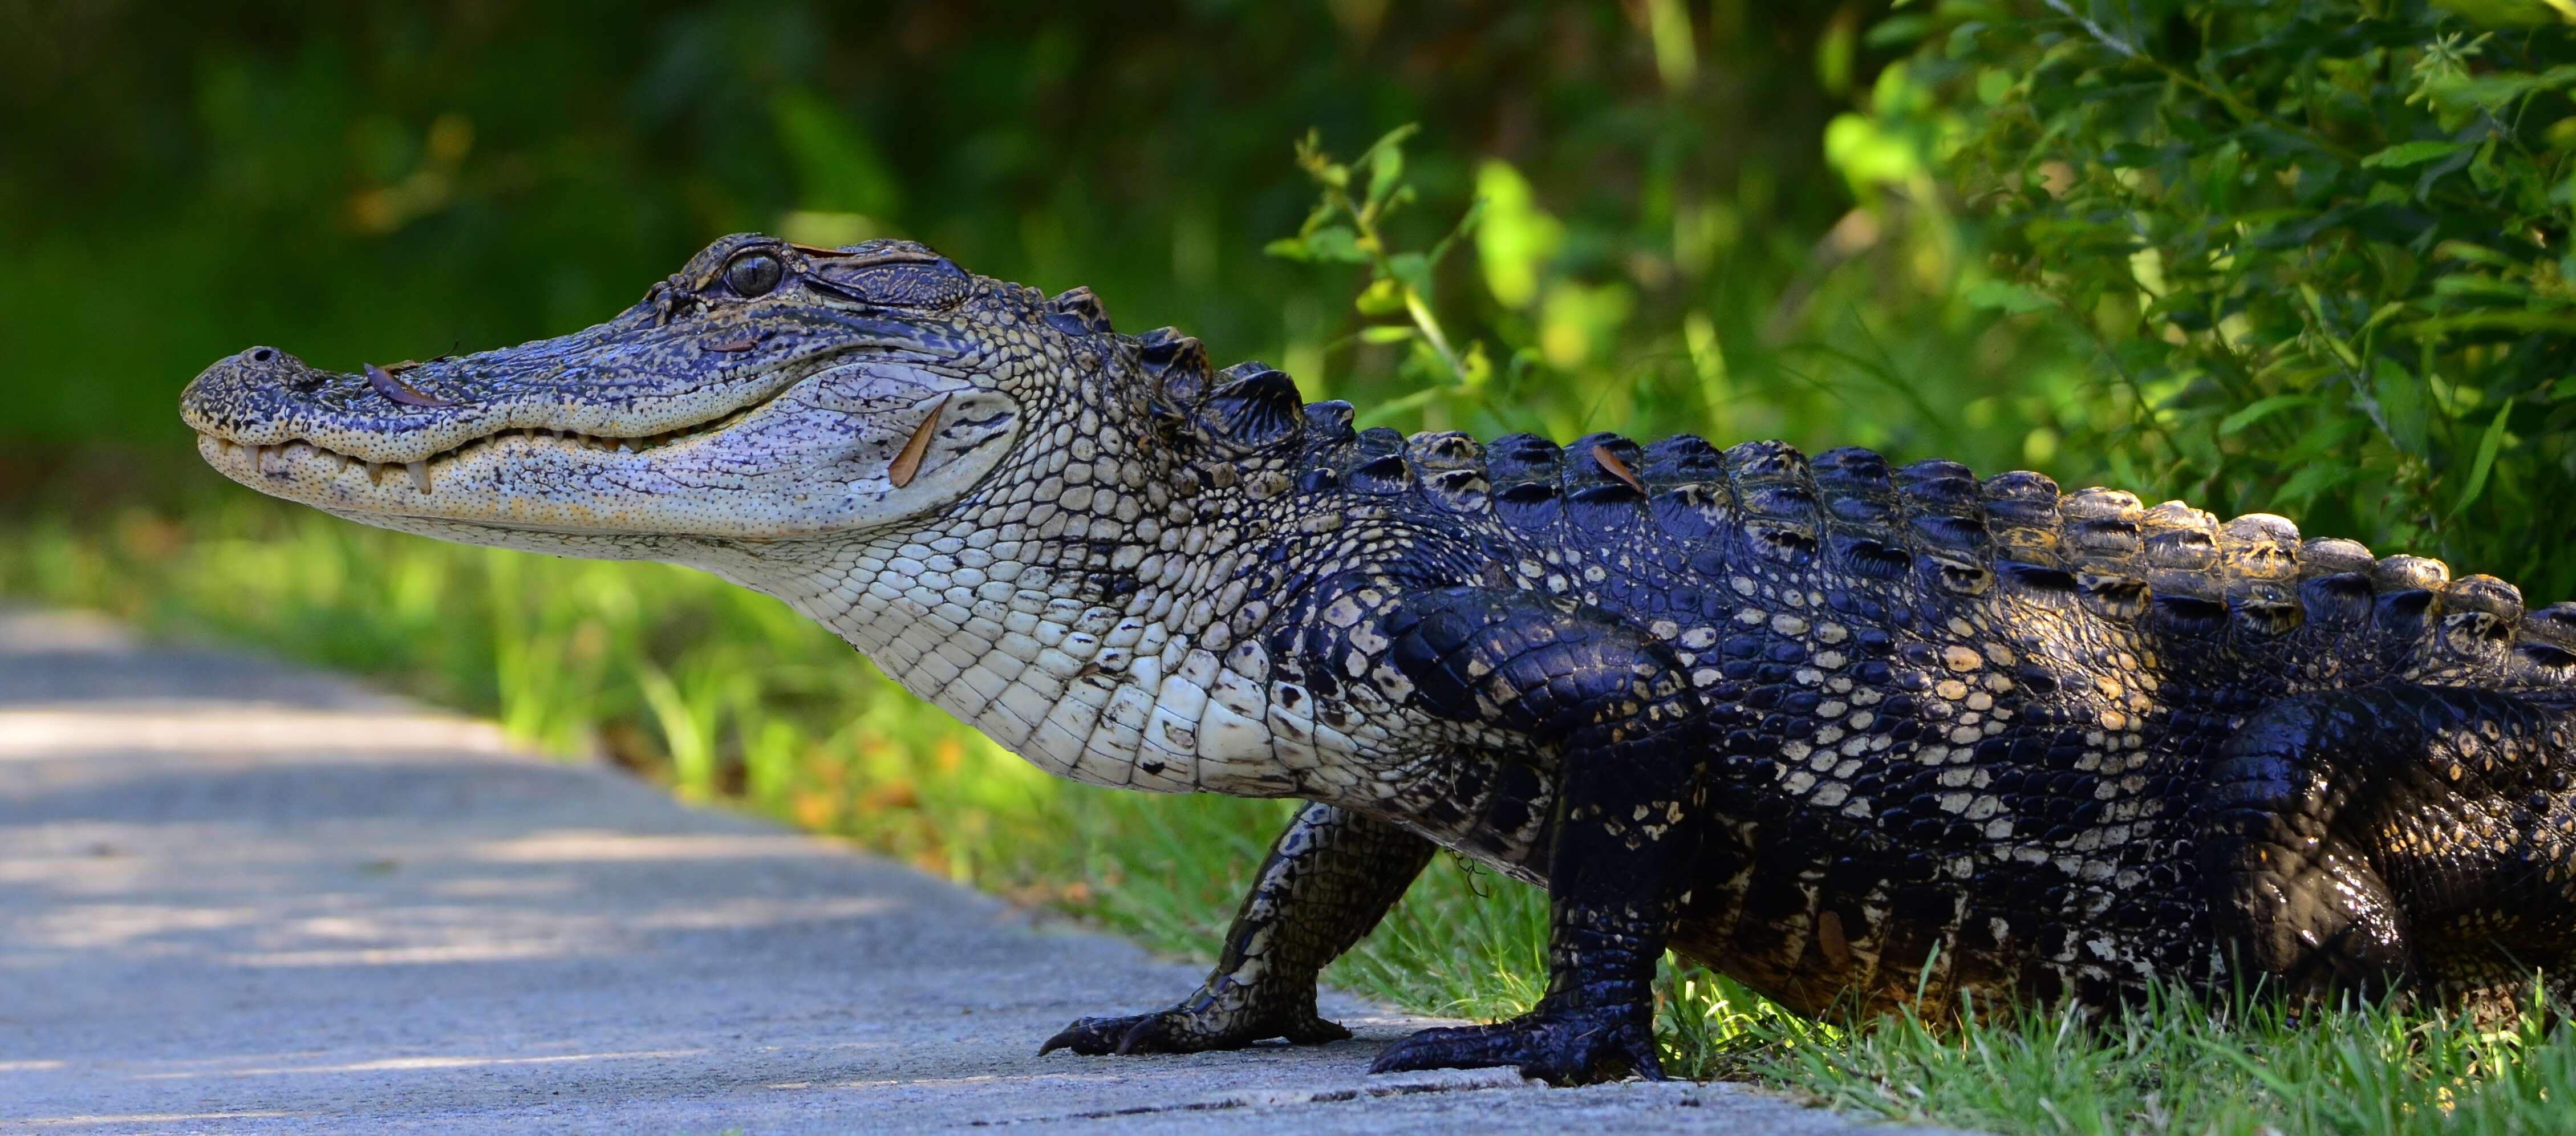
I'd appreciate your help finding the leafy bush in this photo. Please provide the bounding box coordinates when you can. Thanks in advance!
[1871,0,2576,597]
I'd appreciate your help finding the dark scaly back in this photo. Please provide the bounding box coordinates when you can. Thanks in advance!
[1813,447,1908,583]
[1722,440,1823,568]
[1124,317,2576,700]
[1563,432,1649,542]
[1640,435,1733,579]
[1487,432,1566,537]
[1895,457,1993,599]
[1410,431,1488,516]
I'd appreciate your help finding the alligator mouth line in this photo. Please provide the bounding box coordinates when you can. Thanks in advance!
[200,396,771,496]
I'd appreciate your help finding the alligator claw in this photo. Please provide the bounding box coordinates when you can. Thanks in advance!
[1036,1015,1133,1056]
[1368,1007,1662,1085]
[1038,1006,1352,1057]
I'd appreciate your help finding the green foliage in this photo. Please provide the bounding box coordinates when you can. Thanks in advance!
[1879,0,2576,596]
[1264,125,1495,425]
[1745,984,2576,1135]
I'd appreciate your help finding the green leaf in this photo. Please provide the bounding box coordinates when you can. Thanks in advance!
[1367,143,1405,210]
[1864,14,1932,50]
[1964,279,2053,314]
[1354,278,1405,316]
[1975,67,2013,106]
[2218,394,2314,436]
[1354,123,1421,171]
[2275,460,2356,505]
[1459,340,1494,389]
[1358,324,1417,344]
[1261,237,1312,263]
[1385,252,1434,301]
[2374,361,2431,457]
[1300,226,1368,263]
[2453,396,2516,514]
[1474,160,1563,309]
[2361,140,2471,168]
[2403,309,2576,335]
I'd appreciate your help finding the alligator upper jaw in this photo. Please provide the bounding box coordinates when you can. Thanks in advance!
[187,381,823,538]
[191,391,770,501]
[175,308,849,535]
[177,317,817,468]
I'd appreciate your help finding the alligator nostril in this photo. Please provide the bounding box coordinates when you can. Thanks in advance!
[250,348,275,363]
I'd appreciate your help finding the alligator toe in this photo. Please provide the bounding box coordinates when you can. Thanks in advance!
[1368,1007,1661,1085]
[1038,1005,1351,1056]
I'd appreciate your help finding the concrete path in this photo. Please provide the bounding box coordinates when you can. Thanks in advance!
[0,608,1948,1134]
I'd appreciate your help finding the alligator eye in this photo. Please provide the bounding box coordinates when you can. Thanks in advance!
[724,252,785,297]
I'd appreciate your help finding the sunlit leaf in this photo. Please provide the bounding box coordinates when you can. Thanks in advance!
[1367,140,1406,210]
[2454,395,2517,514]
[2362,140,2472,168]
[2218,393,2314,436]
[1472,160,1563,309]
[1963,279,2053,314]
[1354,277,1405,315]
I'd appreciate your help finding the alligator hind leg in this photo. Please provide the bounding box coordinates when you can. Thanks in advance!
[2198,687,2576,1005]
[1040,801,1433,1056]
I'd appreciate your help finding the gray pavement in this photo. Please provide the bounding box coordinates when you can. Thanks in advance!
[0,607,1948,1133]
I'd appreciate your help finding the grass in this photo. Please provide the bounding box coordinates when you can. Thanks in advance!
[7,496,2573,1134]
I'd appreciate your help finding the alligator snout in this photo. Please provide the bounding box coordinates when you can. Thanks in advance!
[191,346,457,417]
[181,346,332,441]
[181,340,505,470]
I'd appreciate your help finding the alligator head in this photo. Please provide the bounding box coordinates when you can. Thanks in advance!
[180,234,1141,563]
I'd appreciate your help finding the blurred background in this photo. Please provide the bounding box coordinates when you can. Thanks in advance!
[5,0,2570,1049]
[1,0,2079,499]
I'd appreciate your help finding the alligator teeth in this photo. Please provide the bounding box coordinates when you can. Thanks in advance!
[366,462,390,486]
[407,460,433,494]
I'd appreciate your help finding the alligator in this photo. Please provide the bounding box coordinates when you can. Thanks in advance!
[180,235,2576,1084]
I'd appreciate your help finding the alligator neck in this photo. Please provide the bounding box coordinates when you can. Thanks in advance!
[757,432,1287,796]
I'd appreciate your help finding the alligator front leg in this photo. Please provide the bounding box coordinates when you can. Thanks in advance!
[1041,801,1434,1056]
[1356,586,1710,1084]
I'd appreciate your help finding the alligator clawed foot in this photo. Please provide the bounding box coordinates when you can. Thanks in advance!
[1368,1006,1662,1085]
[1039,1005,1352,1056]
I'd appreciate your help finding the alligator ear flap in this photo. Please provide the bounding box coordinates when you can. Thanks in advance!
[1192,362,1304,452]
[1044,287,1114,336]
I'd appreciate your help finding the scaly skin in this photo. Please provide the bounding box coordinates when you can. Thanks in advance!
[181,235,2576,1084]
